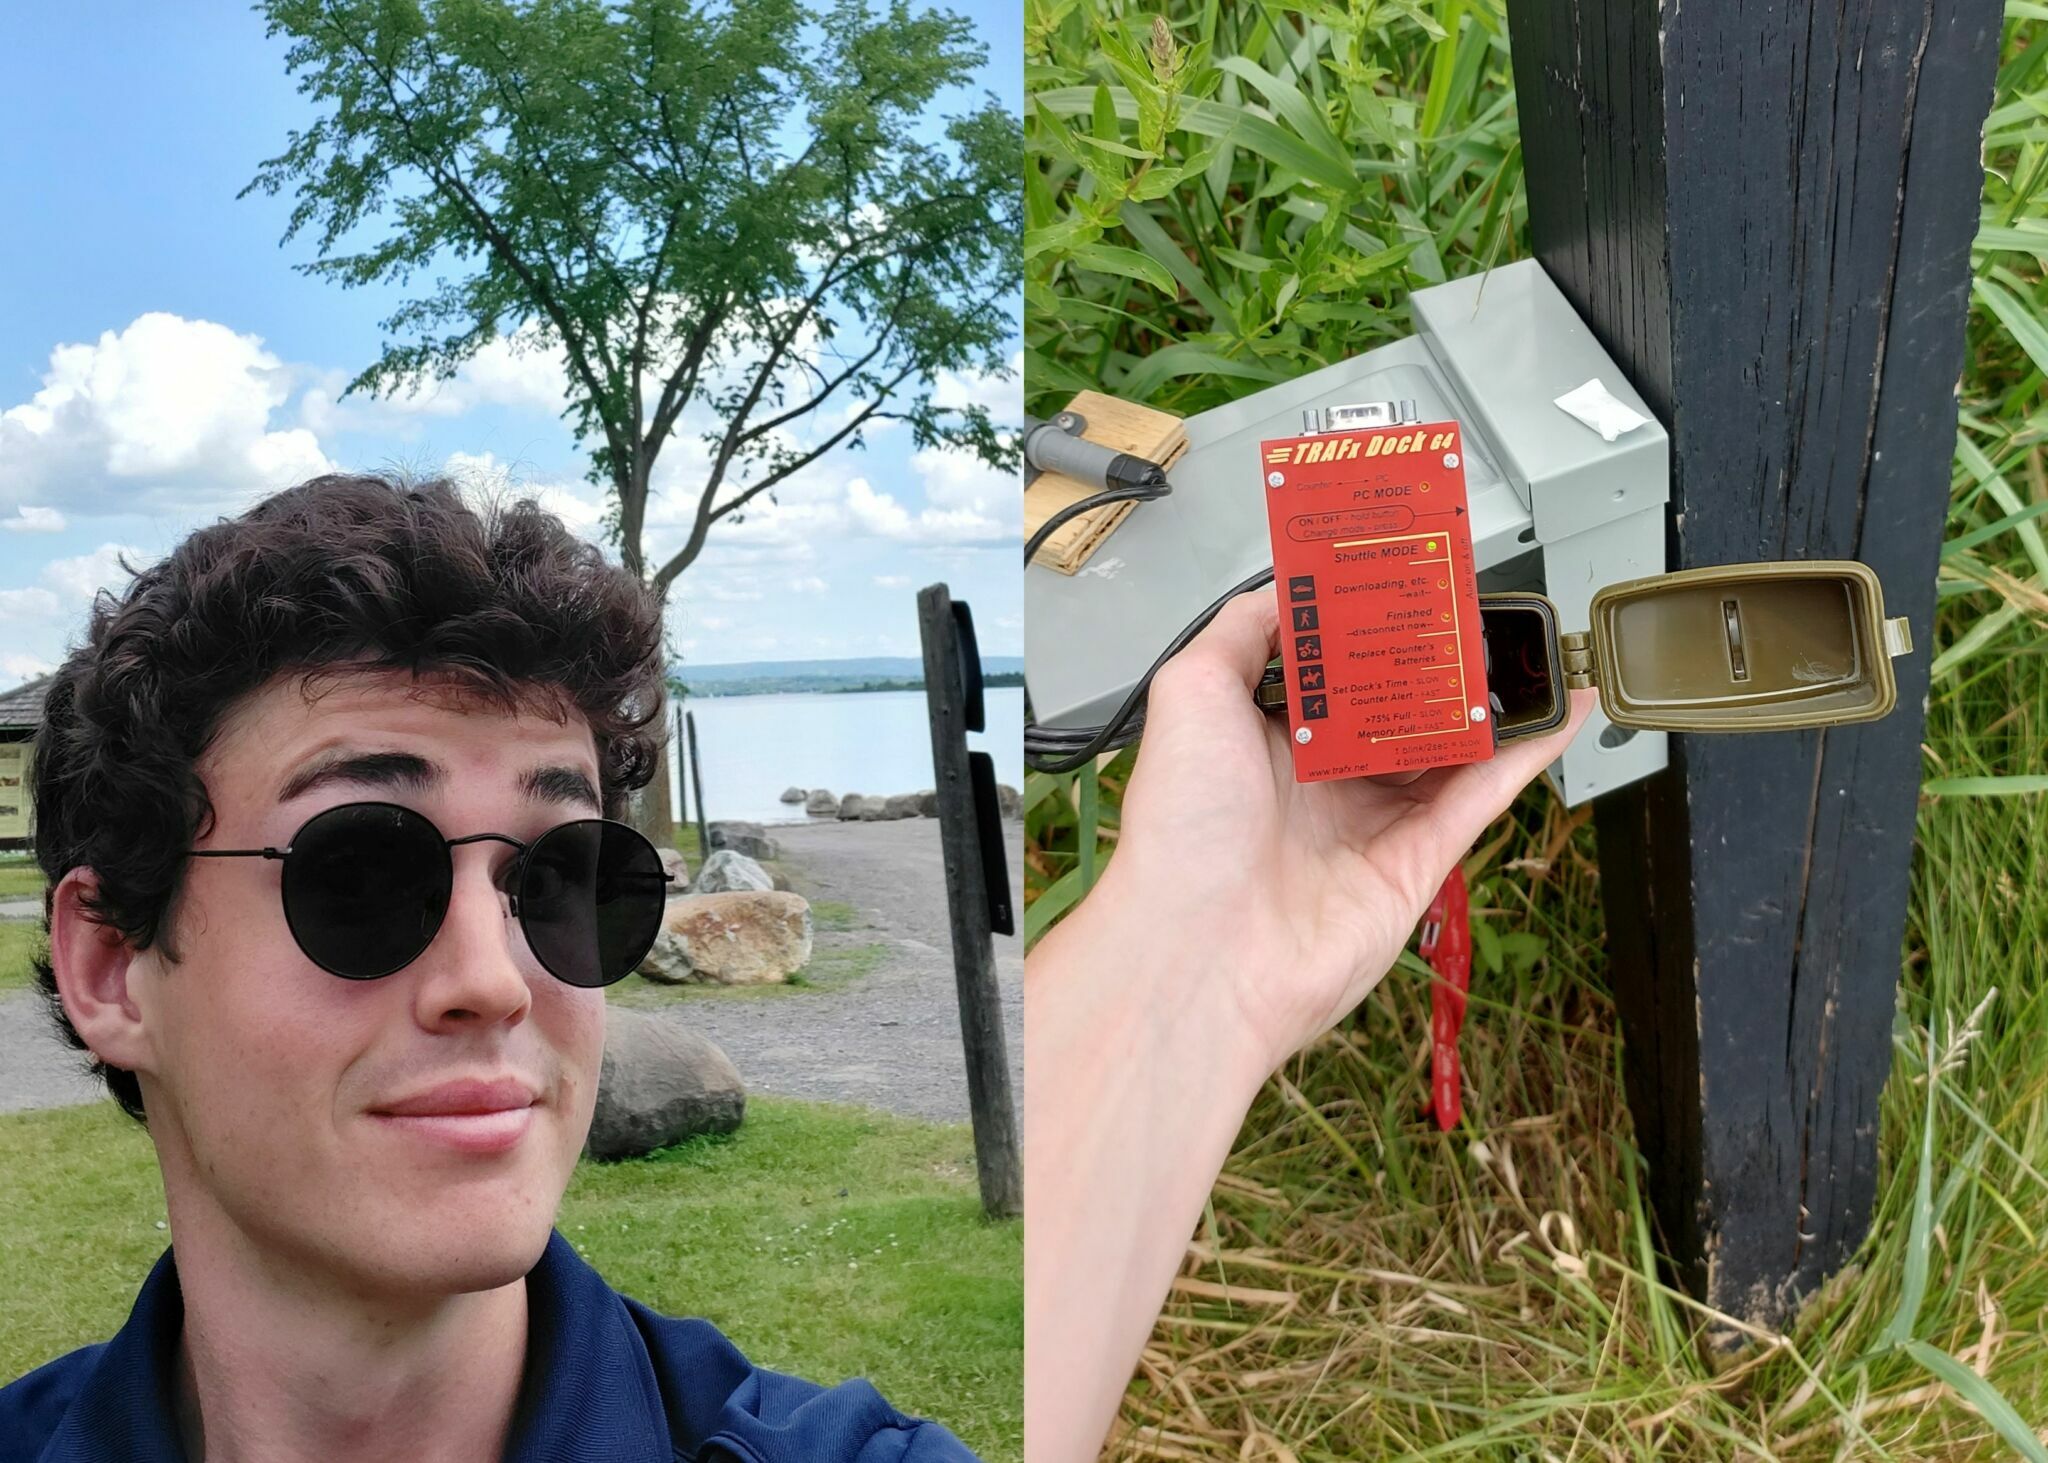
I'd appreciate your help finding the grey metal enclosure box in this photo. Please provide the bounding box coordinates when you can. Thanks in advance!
[1024,258,1672,806]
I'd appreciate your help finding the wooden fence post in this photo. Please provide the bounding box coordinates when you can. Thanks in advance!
[1504,0,2000,1344]
[674,700,689,868]
[685,710,709,861]
[918,583,1024,1219]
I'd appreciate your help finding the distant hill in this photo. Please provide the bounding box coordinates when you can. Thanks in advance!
[671,655,1024,697]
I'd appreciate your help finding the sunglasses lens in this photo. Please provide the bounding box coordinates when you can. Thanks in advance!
[519,821,667,987]
[282,804,451,979]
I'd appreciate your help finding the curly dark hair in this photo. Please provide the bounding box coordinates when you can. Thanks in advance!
[30,473,669,1123]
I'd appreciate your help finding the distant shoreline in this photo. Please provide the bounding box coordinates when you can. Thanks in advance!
[674,672,1025,699]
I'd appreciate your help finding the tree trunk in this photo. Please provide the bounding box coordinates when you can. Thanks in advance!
[627,726,677,852]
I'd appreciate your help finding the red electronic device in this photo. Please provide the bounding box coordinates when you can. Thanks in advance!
[1260,417,1492,782]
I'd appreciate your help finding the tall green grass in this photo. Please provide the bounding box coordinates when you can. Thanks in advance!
[1026,0,2048,1454]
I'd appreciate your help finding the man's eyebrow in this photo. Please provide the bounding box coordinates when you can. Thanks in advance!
[276,750,602,813]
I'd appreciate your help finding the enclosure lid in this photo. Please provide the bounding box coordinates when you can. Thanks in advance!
[1562,560,1912,731]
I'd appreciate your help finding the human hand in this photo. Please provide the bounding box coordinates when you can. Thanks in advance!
[1097,585,1596,1077]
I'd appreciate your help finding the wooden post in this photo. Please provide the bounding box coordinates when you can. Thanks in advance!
[1505,0,2000,1343]
[685,710,709,862]
[917,583,1023,1219]
[674,700,689,869]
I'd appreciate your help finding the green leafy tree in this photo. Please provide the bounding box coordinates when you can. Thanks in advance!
[245,0,1021,841]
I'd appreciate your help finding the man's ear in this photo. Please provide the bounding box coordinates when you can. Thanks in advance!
[48,867,160,1079]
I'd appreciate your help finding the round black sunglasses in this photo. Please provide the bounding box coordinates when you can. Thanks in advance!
[185,801,675,986]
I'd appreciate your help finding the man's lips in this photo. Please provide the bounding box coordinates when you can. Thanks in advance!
[371,1077,539,1117]
[368,1078,540,1155]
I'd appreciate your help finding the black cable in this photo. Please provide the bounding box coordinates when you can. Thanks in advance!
[1025,566,1276,774]
[1024,477,1170,565]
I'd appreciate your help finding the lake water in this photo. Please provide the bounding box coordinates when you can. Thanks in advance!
[668,687,1024,826]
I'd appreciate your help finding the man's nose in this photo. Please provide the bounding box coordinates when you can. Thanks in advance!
[411,848,535,1030]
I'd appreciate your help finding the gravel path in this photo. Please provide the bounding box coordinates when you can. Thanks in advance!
[0,818,1024,1124]
[0,988,100,1114]
[676,817,1024,1124]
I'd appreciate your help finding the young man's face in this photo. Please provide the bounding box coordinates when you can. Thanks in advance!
[115,667,610,1299]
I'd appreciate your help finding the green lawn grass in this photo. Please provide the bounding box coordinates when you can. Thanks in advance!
[1027,0,2048,1455]
[0,921,46,993]
[608,940,887,1006]
[0,865,46,900]
[0,1097,1021,1460]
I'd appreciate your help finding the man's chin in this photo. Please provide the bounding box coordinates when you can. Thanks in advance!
[333,1215,558,1299]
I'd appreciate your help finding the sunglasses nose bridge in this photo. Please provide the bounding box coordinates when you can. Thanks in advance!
[443,831,526,917]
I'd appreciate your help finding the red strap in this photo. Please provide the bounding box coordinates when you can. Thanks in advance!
[1416,865,1471,1131]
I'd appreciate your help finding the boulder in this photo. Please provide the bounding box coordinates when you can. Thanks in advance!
[658,846,688,893]
[882,794,921,820]
[657,891,813,985]
[707,820,780,861]
[586,1007,745,1159]
[916,790,939,818]
[997,783,1022,819]
[836,794,869,821]
[778,786,807,804]
[857,799,889,821]
[691,848,774,895]
[804,789,839,817]
[637,928,695,984]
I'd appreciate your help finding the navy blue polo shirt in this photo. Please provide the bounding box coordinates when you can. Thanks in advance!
[0,1230,979,1461]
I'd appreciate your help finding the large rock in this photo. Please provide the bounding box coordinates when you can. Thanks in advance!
[707,820,780,861]
[638,929,695,984]
[804,789,839,817]
[659,846,688,893]
[997,783,1022,819]
[657,891,813,985]
[882,794,921,820]
[691,848,774,895]
[586,1007,745,1159]
[857,799,889,821]
[778,786,807,804]
[916,790,939,818]
[836,794,869,821]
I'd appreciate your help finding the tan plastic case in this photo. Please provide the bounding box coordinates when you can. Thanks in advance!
[1256,559,1914,742]
[1493,559,1912,741]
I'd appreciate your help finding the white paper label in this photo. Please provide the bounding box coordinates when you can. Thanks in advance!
[1554,378,1651,442]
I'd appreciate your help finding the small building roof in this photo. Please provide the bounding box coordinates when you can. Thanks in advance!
[0,673,56,732]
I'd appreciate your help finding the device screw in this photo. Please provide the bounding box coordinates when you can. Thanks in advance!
[1443,452,1461,468]
[1470,706,1487,722]
[1294,727,1312,744]
[1267,471,1285,488]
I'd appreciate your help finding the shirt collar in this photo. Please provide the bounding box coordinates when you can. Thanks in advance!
[37,1231,678,1463]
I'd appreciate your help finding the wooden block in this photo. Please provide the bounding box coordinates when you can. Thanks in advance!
[1025,392,1186,574]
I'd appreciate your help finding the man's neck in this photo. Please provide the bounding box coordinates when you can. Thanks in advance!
[168,1230,531,1463]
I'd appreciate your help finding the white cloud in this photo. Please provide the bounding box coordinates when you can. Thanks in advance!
[441,450,606,536]
[0,313,338,512]
[0,588,61,621]
[693,582,765,603]
[43,545,154,605]
[931,352,1024,415]
[0,653,55,684]
[0,506,65,533]
[791,575,828,594]
[847,477,1008,543]
[873,574,911,588]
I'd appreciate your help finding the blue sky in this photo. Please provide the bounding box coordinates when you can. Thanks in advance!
[0,0,1022,689]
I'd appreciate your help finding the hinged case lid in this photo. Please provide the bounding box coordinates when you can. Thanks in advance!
[1563,559,1911,732]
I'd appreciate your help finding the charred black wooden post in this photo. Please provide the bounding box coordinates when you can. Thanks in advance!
[1503,0,2000,1342]
[918,583,1023,1219]
[685,710,709,863]
[684,696,700,864]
